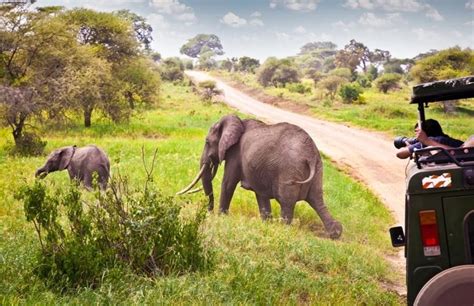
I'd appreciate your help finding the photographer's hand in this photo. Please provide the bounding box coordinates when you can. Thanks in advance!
[416,128,429,145]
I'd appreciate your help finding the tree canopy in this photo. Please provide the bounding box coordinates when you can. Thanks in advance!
[180,34,224,58]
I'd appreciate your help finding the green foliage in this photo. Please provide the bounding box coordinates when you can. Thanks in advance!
[410,47,474,83]
[367,65,378,80]
[356,74,372,88]
[286,82,312,94]
[160,57,185,81]
[17,173,212,290]
[180,34,224,59]
[257,58,299,87]
[374,73,402,93]
[339,83,363,104]
[329,67,352,80]
[317,75,347,97]
[198,80,222,100]
[237,56,260,73]
[8,132,47,156]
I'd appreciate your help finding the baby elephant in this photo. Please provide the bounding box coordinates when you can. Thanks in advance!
[35,145,110,190]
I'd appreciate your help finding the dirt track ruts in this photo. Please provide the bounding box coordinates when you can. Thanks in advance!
[186,70,409,226]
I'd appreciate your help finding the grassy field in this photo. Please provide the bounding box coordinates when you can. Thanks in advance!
[214,71,474,140]
[0,82,403,304]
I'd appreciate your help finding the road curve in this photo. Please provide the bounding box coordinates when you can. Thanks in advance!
[186,70,408,225]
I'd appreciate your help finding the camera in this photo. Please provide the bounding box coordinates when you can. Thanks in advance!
[394,136,418,149]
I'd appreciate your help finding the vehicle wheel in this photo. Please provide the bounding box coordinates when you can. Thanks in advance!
[414,265,474,306]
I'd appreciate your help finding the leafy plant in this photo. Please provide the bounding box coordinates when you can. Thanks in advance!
[17,150,213,290]
[374,73,402,93]
[339,83,363,104]
[286,82,312,94]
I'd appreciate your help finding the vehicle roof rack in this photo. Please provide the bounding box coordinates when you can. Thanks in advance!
[414,146,474,169]
[411,76,474,104]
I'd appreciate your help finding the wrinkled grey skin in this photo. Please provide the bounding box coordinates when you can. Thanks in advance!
[35,145,110,190]
[198,114,342,239]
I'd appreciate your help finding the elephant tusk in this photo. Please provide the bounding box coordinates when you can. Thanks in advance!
[185,187,203,194]
[176,164,206,195]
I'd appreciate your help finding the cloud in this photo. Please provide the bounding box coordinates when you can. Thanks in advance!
[147,13,170,29]
[412,27,437,41]
[220,12,247,28]
[465,20,474,26]
[343,0,443,21]
[149,0,196,24]
[250,18,264,26]
[251,11,262,17]
[294,25,306,33]
[332,20,356,32]
[358,12,401,27]
[270,0,320,11]
[466,0,474,9]
[275,31,291,41]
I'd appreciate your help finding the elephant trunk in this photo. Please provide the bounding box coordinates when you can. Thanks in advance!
[35,166,48,179]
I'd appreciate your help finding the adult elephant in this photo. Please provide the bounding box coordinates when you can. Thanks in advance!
[178,115,342,239]
[35,145,110,190]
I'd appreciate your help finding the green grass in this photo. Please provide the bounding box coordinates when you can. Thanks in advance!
[0,82,402,304]
[215,70,474,140]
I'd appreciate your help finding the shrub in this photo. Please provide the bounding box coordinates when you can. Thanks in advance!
[374,73,402,93]
[339,83,363,104]
[356,74,371,88]
[198,80,222,101]
[17,157,213,290]
[317,75,347,97]
[286,82,311,94]
[160,57,185,81]
[328,67,352,80]
[257,57,299,87]
[11,132,47,156]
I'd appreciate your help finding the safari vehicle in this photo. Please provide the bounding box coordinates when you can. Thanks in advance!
[389,76,474,305]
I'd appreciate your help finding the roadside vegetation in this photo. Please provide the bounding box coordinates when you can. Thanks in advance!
[210,45,474,140]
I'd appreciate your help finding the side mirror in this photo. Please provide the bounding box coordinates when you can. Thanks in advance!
[389,226,406,247]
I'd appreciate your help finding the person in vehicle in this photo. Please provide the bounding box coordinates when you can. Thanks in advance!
[396,119,464,159]
[416,132,474,149]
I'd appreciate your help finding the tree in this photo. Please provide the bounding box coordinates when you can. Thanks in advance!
[115,9,153,51]
[256,58,299,87]
[339,83,363,103]
[299,41,337,55]
[317,75,347,98]
[63,8,139,62]
[0,4,77,149]
[220,58,233,72]
[150,52,161,62]
[238,56,259,73]
[374,73,402,93]
[160,57,185,81]
[410,47,474,83]
[335,39,371,73]
[180,34,224,59]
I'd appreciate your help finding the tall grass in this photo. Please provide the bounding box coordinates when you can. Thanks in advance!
[0,82,403,304]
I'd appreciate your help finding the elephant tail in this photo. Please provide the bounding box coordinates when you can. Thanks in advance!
[290,158,316,185]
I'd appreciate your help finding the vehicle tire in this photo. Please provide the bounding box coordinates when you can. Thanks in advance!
[414,265,474,306]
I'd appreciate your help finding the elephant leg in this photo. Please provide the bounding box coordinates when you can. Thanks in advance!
[219,171,239,215]
[83,172,93,191]
[255,193,272,220]
[280,200,296,225]
[306,176,342,239]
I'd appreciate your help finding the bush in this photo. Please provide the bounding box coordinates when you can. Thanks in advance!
[338,83,363,104]
[286,82,312,94]
[257,57,299,87]
[317,75,347,97]
[374,73,402,93]
[160,57,185,81]
[11,132,47,156]
[356,75,371,88]
[198,80,222,101]
[17,163,213,290]
[328,67,352,80]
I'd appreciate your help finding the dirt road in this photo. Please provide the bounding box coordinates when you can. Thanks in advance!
[186,70,408,225]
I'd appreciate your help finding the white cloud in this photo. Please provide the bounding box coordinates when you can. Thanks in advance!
[270,0,320,11]
[332,20,356,32]
[465,20,474,26]
[250,18,264,26]
[147,13,170,29]
[220,12,247,28]
[358,12,401,27]
[451,30,463,38]
[467,0,474,9]
[343,0,443,21]
[294,25,306,33]
[275,31,291,41]
[149,0,196,24]
[412,27,437,41]
[251,11,262,17]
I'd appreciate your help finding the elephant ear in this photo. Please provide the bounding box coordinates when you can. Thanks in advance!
[58,146,75,170]
[218,115,244,162]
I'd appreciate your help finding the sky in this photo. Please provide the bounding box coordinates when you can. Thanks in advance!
[38,0,474,61]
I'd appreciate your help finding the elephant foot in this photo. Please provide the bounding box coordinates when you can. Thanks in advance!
[326,221,343,240]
